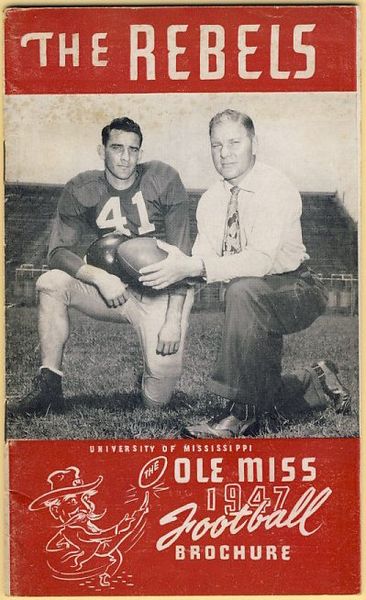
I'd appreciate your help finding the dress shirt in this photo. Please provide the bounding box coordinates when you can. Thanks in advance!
[192,160,309,283]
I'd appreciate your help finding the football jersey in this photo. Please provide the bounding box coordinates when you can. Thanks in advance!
[48,161,191,276]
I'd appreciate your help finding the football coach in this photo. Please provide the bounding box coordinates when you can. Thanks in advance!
[10,116,193,415]
[140,108,351,438]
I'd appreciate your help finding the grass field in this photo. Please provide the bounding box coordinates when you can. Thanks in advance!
[5,306,359,440]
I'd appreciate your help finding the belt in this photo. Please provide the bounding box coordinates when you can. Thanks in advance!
[293,262,311,277]
[264,263,310,279]
[292,263,324,287]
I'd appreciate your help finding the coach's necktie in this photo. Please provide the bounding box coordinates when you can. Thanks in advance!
[222,185,242,255]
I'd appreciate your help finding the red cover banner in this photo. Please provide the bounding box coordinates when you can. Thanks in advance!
[8,438,360,596]
[4,5,360,597]
[5,6,357,94]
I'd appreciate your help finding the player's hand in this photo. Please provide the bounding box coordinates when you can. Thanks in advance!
[157,318,182,355]
[95,272,130,307]
[139,240,194,290]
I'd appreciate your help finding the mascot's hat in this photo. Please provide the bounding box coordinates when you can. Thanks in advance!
[28,466,103,511]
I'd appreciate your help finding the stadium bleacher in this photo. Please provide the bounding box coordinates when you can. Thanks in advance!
[5,183,358,312]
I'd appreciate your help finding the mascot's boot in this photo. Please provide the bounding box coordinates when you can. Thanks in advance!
[8,367,65,416]
[311,360,351,415]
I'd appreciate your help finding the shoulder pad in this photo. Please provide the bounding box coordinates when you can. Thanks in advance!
[67,170,104,189]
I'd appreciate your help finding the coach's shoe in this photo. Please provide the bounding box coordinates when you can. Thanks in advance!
[296,367,330,411]
[181,408,259,439]
[8,368,65,416]
[311,360,351,415]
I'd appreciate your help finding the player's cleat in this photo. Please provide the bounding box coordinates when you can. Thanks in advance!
[181,414,259,439]
[311,360,351,415]
[8,368,65,416]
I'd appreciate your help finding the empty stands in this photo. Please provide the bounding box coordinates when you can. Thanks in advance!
[5,183,358,311]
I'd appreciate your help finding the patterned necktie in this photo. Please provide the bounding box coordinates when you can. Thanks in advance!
[222,185,242,255]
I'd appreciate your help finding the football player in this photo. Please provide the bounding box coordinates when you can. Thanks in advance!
[11,117,193,415]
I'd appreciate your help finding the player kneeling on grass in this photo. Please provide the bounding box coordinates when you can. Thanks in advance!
[9,117,193,416]
[139,109,351,438]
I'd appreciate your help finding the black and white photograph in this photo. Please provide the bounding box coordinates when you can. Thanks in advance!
[5,92,359,440]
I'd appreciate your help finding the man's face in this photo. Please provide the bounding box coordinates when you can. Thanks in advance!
[100,129,141,186]
[210,119,257,184]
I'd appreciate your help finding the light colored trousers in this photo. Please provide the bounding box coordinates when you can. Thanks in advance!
[36,270,194,407]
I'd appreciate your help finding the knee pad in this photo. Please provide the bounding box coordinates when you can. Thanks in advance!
[36,269,73,302]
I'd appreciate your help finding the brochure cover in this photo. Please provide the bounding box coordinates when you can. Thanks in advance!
[4,5,360,596]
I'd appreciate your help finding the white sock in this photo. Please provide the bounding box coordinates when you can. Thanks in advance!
[40,366,63,378]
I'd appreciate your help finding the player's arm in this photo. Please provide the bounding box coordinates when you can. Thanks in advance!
[140,169,206,288]
[48,187,129,307]
[162,166,193,292]
[157,293,186,355]
[75,264,130,307]
[154,167,192,354]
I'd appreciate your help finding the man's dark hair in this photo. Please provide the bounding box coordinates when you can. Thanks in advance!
[209,109,255,139]
[101,117,143,147]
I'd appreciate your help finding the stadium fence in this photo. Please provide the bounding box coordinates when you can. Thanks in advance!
[10,265,359,316]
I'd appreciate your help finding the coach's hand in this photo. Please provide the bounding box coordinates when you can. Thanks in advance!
[95,272,130,307]
[157,317,181,355]
[139,240,202,290]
